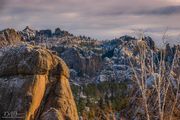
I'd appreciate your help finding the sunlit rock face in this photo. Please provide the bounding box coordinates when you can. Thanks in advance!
[0,44,78,120]
[0,29,23,48]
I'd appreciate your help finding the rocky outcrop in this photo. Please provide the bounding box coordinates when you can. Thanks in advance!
[38,30,52,38]
[54,28,73,38]
[1,26,179,120]
[58,47,102,77]
[0,29,23,48]
[21,26,37,41]
[0,44,78,120]
[143,36,155,50]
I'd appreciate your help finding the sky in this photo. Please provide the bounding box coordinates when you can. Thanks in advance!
[0,0,180,45]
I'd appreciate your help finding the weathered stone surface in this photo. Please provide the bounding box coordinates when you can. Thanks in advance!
[0,44,78,120]
[0,29,23,48]
[60,47,102,76]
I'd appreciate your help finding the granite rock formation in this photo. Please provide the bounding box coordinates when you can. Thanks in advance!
[0,44,78,120]
[0,29,23,48]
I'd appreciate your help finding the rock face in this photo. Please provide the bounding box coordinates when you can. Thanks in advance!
[21,26,37,41]
[38,30,52,38]
[0,44,78,120]
[0,29,22,48]
[54,28,72,38]
[60,47,102,77]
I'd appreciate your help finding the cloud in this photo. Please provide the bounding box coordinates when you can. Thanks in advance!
[0,0,180,43]
[137,5,180,15]
[0,0,6,13]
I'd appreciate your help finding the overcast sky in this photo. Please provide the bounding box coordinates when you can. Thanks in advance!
[0,0,180,44]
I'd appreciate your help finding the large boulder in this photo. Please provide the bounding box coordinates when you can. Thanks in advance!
[0,44,78,120]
